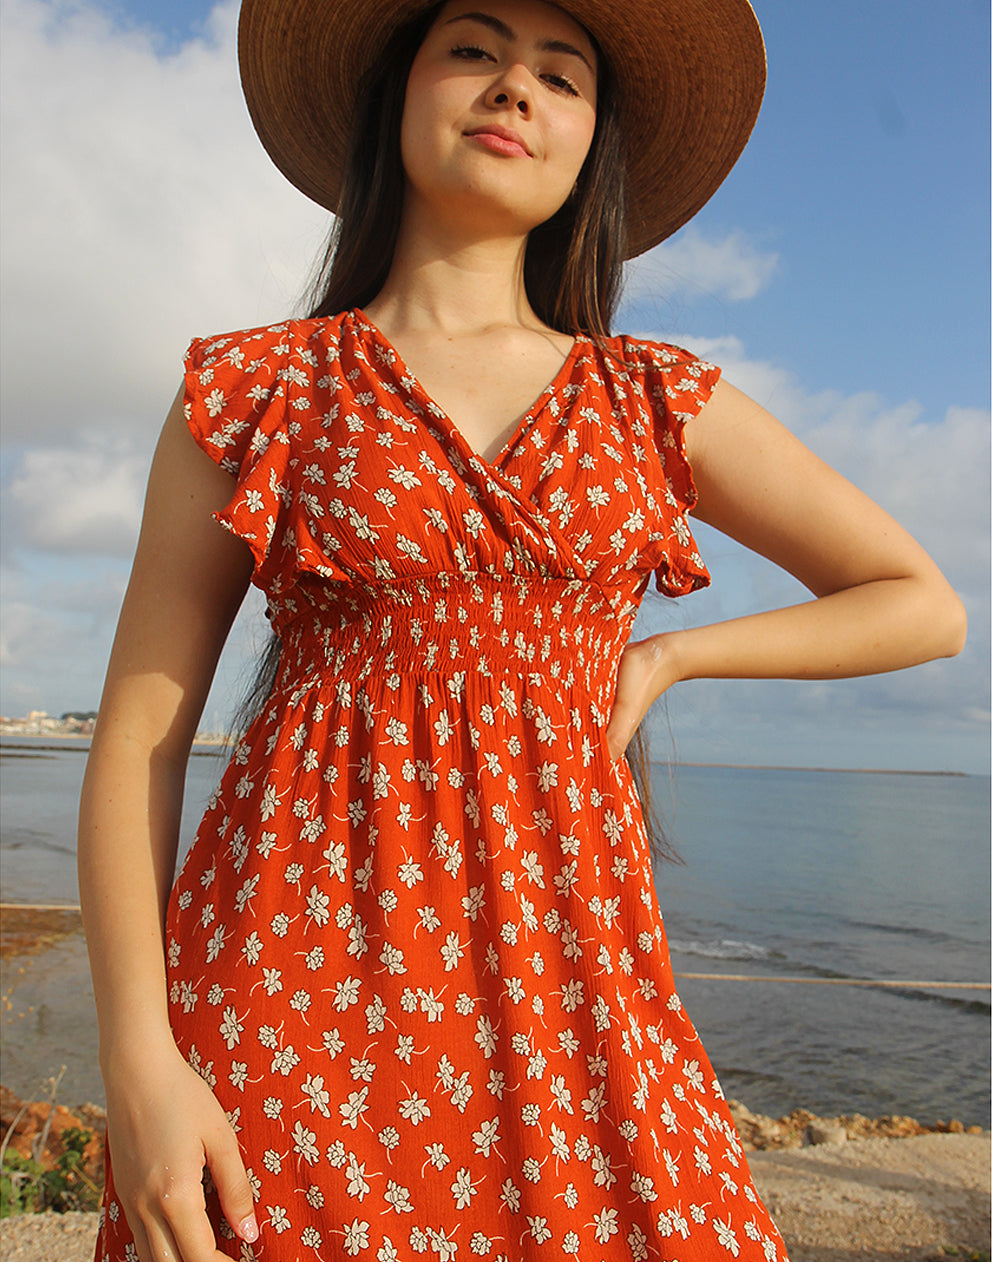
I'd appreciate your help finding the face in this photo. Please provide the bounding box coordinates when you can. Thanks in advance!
[400,0,598,237]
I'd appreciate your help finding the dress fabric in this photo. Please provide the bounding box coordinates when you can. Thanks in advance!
[95,309,789,1261]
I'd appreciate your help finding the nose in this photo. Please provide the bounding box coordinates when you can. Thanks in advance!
[485,64,532,116]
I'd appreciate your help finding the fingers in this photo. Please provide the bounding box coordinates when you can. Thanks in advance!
[205,1123,259,1247]
[605,692,641,761]
[126,1214,156,1262]
[142,1213,188,1262]
[132,1185,241,1262]
[606,636,668,760]
[158,1186,237,1262]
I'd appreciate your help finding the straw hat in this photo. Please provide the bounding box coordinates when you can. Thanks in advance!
[238,0,766,259]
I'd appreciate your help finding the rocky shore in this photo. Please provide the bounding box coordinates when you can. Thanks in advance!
[0,1086,988,1260]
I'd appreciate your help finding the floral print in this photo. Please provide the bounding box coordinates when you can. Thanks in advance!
[95,309,788,1260]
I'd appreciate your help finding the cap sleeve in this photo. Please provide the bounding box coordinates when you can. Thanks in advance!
[183,323,296,592]
[631,339,721,596]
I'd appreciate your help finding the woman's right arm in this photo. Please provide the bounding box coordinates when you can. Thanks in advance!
[78,387,259,1261]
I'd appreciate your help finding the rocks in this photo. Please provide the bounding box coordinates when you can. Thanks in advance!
[725,1098,985,1153]
[803,1120,847,1147]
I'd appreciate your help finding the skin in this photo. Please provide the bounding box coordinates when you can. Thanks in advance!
[77,1,968,1258]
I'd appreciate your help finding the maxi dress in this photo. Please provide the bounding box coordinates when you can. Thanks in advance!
[96,309,789,1262]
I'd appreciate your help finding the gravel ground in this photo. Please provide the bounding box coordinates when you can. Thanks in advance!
[0,1210,98,1262]
[1,1133,988,1261]
[749,1132,991,1261]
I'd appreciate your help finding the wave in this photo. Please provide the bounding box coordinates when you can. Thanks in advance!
[668,937,776,962]
[839,916,976,948]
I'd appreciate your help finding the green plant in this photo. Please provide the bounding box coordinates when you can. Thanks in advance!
[0,1151,47,1216]
[0,1069,102,1217]
[0,1126,101,1216]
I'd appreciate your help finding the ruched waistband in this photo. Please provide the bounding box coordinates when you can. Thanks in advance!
[270,573,627,700]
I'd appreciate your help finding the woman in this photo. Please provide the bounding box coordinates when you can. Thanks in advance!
[79,1,966,1259]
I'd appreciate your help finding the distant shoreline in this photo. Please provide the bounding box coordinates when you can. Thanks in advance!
[0,736,977,777]
[673,761,971,777]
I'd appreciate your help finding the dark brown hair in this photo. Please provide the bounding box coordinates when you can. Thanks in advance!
[241,3,676,865]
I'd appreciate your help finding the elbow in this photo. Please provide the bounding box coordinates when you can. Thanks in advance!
[939,590,968,658]
[921,576,967,660]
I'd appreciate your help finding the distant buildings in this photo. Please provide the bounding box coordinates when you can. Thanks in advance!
[0,710,96,737]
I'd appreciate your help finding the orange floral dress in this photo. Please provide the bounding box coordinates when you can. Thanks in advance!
[96,309,789,1261]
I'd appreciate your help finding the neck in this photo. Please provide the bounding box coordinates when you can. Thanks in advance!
[364,199,543,337]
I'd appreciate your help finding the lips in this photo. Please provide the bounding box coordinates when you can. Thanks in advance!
[464,124,533,157]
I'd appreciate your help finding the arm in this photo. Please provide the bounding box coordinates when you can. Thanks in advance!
[78,387,259,1261]
[606,379,967,758]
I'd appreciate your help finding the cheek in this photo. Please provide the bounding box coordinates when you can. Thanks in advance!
[557,112,597,177]
[399,86,437,183]
[399,66,459,180]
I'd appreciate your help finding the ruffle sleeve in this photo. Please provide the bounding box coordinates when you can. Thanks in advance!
[623,338,720,597]
[184,320,346,599]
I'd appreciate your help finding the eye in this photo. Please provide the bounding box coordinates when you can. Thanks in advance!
[450,43,496,62]
[542,72,580,97]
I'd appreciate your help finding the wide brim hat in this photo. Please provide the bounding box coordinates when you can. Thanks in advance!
[238,0,766,259]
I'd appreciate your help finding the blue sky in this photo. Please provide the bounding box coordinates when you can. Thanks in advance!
[1,0,989,772]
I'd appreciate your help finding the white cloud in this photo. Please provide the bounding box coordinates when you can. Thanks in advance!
[1,0,328,445]
[6,442,146,555]
[625,228,779,304]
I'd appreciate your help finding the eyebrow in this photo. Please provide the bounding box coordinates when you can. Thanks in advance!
[443,11,596,74]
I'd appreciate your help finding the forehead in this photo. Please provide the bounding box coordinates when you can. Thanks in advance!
[432,0,598,63]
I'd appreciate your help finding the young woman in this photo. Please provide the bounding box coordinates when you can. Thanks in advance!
[79,1,966,1259]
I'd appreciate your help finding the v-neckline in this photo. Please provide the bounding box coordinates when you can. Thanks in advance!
[350,307,586,471]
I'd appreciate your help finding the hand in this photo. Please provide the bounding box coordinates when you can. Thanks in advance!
[605,633,679,761]
[103,1042,258,1262]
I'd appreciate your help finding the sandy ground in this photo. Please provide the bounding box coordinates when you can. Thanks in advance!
[749,1132,990,1260]
[1,1133,988,1261]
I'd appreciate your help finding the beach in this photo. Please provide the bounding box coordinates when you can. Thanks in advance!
[1,905,989,1258]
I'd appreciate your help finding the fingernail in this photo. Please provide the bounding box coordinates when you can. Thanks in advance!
[239,1215,259,1243]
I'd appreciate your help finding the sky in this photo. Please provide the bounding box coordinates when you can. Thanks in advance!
[1,0,989,773]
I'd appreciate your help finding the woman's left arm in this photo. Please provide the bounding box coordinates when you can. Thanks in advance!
[606,379,967,759]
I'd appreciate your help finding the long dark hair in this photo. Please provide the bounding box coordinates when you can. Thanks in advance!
[238,3,677,864]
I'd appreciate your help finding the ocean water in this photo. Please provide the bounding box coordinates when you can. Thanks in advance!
[1,740,988,1124]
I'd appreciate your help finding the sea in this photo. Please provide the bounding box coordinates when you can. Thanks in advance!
[1,738,989,1126]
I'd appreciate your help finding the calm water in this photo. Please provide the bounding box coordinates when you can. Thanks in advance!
[1,740,988,1124]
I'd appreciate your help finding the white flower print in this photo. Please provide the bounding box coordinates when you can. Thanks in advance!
[450,1166,479,1209]
[301,1074,331,1116]
[333,976,362,1011]
[108,321,788,1262]
[500,1179,521,1213]
[342,1219,369,1255]
[340,1086,371,1129]
[291,1120,320,1166]
[398,1092,431,1125]
[424,1141,450,1170]
[525,1216,552,1243]
[714,1216,741,1255]
[384,1180,414,1213]
[268,1204,290,1233]
[345,1152,371,1200]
